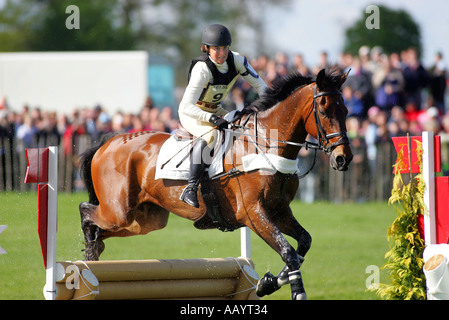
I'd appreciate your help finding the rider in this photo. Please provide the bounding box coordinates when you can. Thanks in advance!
[178,23,267,208]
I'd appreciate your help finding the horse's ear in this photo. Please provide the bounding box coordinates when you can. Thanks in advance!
[337,69,350,89]
[316,69,327,89]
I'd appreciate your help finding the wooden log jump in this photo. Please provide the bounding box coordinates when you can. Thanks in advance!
[55,257,259,300]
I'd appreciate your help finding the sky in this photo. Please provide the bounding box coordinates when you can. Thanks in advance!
[254,0,449,68]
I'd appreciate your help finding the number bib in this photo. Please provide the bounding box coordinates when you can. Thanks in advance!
[199,75,239,104]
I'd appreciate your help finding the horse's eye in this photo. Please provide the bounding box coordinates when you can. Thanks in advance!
[320,97,326,105]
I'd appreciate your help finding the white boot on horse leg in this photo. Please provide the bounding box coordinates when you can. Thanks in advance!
[289,270,307,300]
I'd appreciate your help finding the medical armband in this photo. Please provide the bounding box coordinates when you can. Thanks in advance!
[241,56,260,78]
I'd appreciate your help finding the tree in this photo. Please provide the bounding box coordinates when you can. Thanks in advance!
[0,0,136,51]
[343,5,421,56]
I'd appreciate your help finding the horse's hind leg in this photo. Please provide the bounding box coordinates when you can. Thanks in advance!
[79,202,105,261]
[80,201,170,261]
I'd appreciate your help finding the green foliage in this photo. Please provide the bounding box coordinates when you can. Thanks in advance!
[0,0,136,51]
[344,4,421,56]
[374,142,427,300]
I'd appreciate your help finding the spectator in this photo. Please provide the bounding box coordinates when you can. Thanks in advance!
[404,101,422,123]
[374,110,390,145]
[229,87,245,111]
[365,46,384,81]
[344,57,374,117]
[374,55,404,113]
[312,51,329,75]
[291,53,311,76]
[439,114,449,175]
[112,111,125,132]
[129,114,144,133]
[16,114,36,148]
[342,86,364,118]
[387,106,408,137]
[417,106,440,131]
[96,111,111,137]
[364,106,380,177]
[159,107,177,133]
[358,45,371,71]
[428,52,447,113]
[264,59,281,87]
[402,47,430,108]
[275,51,289,77]
[122,113,133,132]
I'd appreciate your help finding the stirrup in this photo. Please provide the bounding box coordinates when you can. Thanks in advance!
[180,183,200,208]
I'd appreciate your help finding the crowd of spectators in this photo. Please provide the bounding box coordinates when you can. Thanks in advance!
[0,45,448,178]
[224,46,449,176]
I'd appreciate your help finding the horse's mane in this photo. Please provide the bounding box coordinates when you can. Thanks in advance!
[250,72,313,113]
[238,69,341,117]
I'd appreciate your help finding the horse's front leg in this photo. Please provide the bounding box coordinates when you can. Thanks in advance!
[243,208,306,300]
[256,207,311,300]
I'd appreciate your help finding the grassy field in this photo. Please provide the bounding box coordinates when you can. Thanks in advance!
[0,191,396,300]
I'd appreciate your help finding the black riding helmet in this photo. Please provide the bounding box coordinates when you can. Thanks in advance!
[202,24,232,47]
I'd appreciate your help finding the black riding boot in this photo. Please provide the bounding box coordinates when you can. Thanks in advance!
[180,138,209,208]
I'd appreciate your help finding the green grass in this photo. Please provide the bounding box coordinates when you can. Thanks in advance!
[0,192,395,300]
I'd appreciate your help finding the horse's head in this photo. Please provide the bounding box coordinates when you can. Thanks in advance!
[307,69,353,171]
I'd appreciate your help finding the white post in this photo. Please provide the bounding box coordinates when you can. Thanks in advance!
[240,227,251,259]
[422,131,436,246]
[0,225,7,254]
[43,146,58,300]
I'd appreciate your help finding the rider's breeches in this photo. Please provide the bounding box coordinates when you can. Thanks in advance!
[179,107,228,149]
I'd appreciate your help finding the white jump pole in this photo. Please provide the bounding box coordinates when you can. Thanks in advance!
[240,227,251,259]
[0,225,7,254]
[422,131,437,246]
[43,146,58,300]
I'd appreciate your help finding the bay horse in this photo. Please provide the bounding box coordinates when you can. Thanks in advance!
[78,69,353,300]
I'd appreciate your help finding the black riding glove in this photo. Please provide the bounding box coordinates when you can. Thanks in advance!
[209,114,229,130]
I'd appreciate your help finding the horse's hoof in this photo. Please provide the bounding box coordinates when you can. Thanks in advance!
[292,292,307,300]
[256,272,280,297]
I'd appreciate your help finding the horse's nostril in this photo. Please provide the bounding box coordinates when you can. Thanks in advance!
[336,155,346,167]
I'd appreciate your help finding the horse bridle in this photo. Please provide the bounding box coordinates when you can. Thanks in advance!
[312,84,350,154]
[231,83,350,154]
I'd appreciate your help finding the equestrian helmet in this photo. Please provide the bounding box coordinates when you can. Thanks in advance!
[202,24,232,47]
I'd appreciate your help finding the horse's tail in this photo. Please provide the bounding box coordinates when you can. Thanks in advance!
[79,133,118,205]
